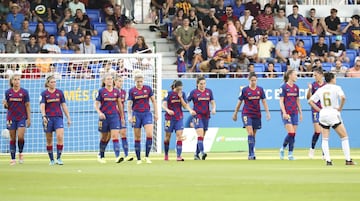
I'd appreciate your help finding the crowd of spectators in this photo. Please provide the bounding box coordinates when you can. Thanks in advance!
[152,0,360,78]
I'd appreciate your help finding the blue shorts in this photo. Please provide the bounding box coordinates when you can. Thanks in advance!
[242,115,262,130]
[193,117,209,131]
[164,119,184,133]
[43,116,64,133]
[282,113,298,125]
[7,118,26,130]
[312,112,319,123]
[99,114,121,133]
[132,111,153,128]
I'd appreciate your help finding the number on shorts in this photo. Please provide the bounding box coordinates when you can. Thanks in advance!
[313,112,317,121]
[243,116,248,124]
[323,92,331,107]
[165,120,170,128]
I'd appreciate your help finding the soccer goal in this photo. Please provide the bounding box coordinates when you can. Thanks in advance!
[0,53,163,154]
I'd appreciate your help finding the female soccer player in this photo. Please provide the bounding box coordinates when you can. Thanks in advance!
[40,75,71,165]
[127,70,158,164]
[279,70,303,160]
[187,77,216,160]
[3,74,31,165]
[162,80,196,161]
[95,74,125,164]
[232,72,271,160]
[306,68,326,159]
[114,76,133,161]
[309,72,355,166]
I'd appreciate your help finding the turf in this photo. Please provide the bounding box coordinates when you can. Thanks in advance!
[0,149,359,201]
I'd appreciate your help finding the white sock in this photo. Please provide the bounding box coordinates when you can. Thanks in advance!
[322,138,331,162]
[341,137,351,161]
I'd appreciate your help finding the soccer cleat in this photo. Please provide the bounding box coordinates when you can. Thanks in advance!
[56,158,64,165]
[49,160,55,166]
[136,160,142,165]
[10,160,16,166]
[164,155,169,161]
[124,156,134,161]
[326,161,333,166]
[97,157,107,164]
[279,148,284,160]
[308,148,315,159]
[19,153,24,164]
[201,153,207,160]
[145,157,152,164]
[288,155,295,161]
[248,156,256,160]
[115,156,124,163]
[345,160,356,165]
[176,157,184,161]
[194,155,201,160]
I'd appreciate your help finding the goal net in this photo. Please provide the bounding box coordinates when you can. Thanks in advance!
[0,53,162,154]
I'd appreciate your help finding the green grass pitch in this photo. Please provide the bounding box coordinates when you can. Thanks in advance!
[1,149,359,201]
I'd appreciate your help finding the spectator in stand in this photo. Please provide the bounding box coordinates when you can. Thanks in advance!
[234,19,246,45]
[4,64,22,78]
[6,3,24,31]
[331,59,348,77]
[194,0,210,20]
[34,22,49,48]
[188,37,206,72]
[175,0,192,17]
[99,62,116,78]
[26,35,41,53]
[257,33,275,63]
[275,31,295,63]
[15,0,31,21]
[220,5,238,24]
[346,60,360,78]
[132,36,151,53]
[67,23,84,50]
[245,0,261,18]
[287,5,303,36]
[324,8,341,35]
[51,0,67,23]
[342,14,360,51]
[69,0,86,17]
[35,50,52,74]
[43,34,61,53]
[57,29,68,50]
[329,35,349,63]
[264,62,278,78]
[172,8,185,30]
[75,9,97,36]
[244,19,264,40]
[120,0,135,22]
[30,0,52,22]
[109,4,128,32]
[239,8,253,32]
[117,36,127,53]
[119,19,139,47]
[232,0,245,18]
[264,0,279,15]
[101,21,118,50]
[310,35,329,62]
[57,8,74,33]
[79,34,96,54]
[242,36,258,63]
[207,33,221,59]
[287,50,303,72]
[19,19,32,41]
[0,22,12,43]
[214,0,226,19]
[222,33,239,60]
[209,58,229,78]
[6,32,26,53]
[189,8,199,29]
[102,0,115,24]
[256,5,274,35]
[312,59,322,71]
[175,17,195,51]
[235,53,250,77]
[295,39,306,60]
[176,48,186,76]
[273,7,289,36]
[199,8,219,33]
[22,63,41,79]
[306,8,324,36]
[0,42,5,53]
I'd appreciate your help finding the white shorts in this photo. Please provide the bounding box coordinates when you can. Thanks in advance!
[319,109,342,127]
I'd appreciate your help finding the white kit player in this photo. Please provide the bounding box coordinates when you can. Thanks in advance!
[308,72,355,166]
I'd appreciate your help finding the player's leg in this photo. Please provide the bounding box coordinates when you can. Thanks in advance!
[55,128,64,165]
[333,123,354,165]
[17,125,26,164]
[98,132,110,163]
[9,129,17,165]
[111,128,123,163]
[321,125,332,165]
[200,118,209,160]
[309,112,321,158]
[134,127,142,164]
[175,119,184,161]
[164,120,173,161]
[287,124,297,160]
[120,128,132,161]
[45,117,55,165]
[143,112,154,163]
[280,123,295,160]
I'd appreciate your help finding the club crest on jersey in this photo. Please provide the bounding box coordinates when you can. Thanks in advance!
[56,93,60,97]
[114,93,117,96]
[206,92,209,96]
[9,93,12,96]
[144,90,147,93]
[257,91,260,94]
[19,93,23,96]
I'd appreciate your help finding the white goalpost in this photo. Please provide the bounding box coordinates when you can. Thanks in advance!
[0,53,162,154]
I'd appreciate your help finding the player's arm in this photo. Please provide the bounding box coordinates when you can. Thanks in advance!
[232,100,243,121]
[279,97,289,119]
[261,99,271,120]
[162,100,174,115]
[116,98,125,120]
[150,95,158,122]
[296,97,303,121]
[179,92,196,115]
[127,100,133,122]
[61,103,71,127]
[338,95,345,112]
[40,103,48,124]
[306,83,312,100]
[25,101,31,127]
[308,91,321,112]
[94,101,105,120]
[210,100,216,115]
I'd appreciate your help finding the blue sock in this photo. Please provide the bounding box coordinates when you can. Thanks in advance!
[282,135,290,149]
[46,145,54,161]
[56,144,63,159]
[311,132,320,149]
[18,139,24,153]
[145,138,152,157]
[164,141,169,156]
[134,140,141,160]
[176,141,182,157]
[289,135,295,152]
[10,140,16,160]
[248,136,255,156]
[197,137,204,155]
[99,140,108,158]
[121,137,129,157]
[195,144,200,156]
[113,139,120,157]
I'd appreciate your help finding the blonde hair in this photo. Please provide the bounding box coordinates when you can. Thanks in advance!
[101,73,114,87]
[9,74,21,88]
[45,75,55,88]
[133,69,144,80]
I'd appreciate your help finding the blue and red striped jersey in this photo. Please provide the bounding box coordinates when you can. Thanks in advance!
[164,91,187,120]
[311,81,326,112]
[40,89,66,117]
[96,87,121,115]
[280,83,299,114]
[187,88,214,119]
[128,85,153,112]
[239,86,266,118]
[5,88,30,121]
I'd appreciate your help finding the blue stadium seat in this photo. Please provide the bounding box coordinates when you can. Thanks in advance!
[54,63,69,74]
[296,36,313,54]
[29,22,37,33]
[86,9,101,23]
[268,36,279,47]
[253,63,265,72]
[321,62,333,72]
[61,49,74,54]
[330,35,348,49]
[342,63,351,68]
[288,36,296,45]
[93,23,107,34]
[96,49,110,54]
[312,36,330,50]
[91,36,101,49]
[44,22,58,35]
[346,49,357,66]
[340,22,348,32]
[274,63,283,72]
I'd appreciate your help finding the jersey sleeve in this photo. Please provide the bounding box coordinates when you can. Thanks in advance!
[239,87,246,101]
[24,89,30,103]
[182,92,187,103]
[260,87,266,99]
[4,89,9,102]
[279,84,286,97]
[187,90,194,102]
[95,88,102,102]
[40,91,46,104]
[59,90,66,103]
[148,86,154,97]
[208,89,214,101]
[337,86,345,98]
[295,85,300,97]
[127,88,133,101]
